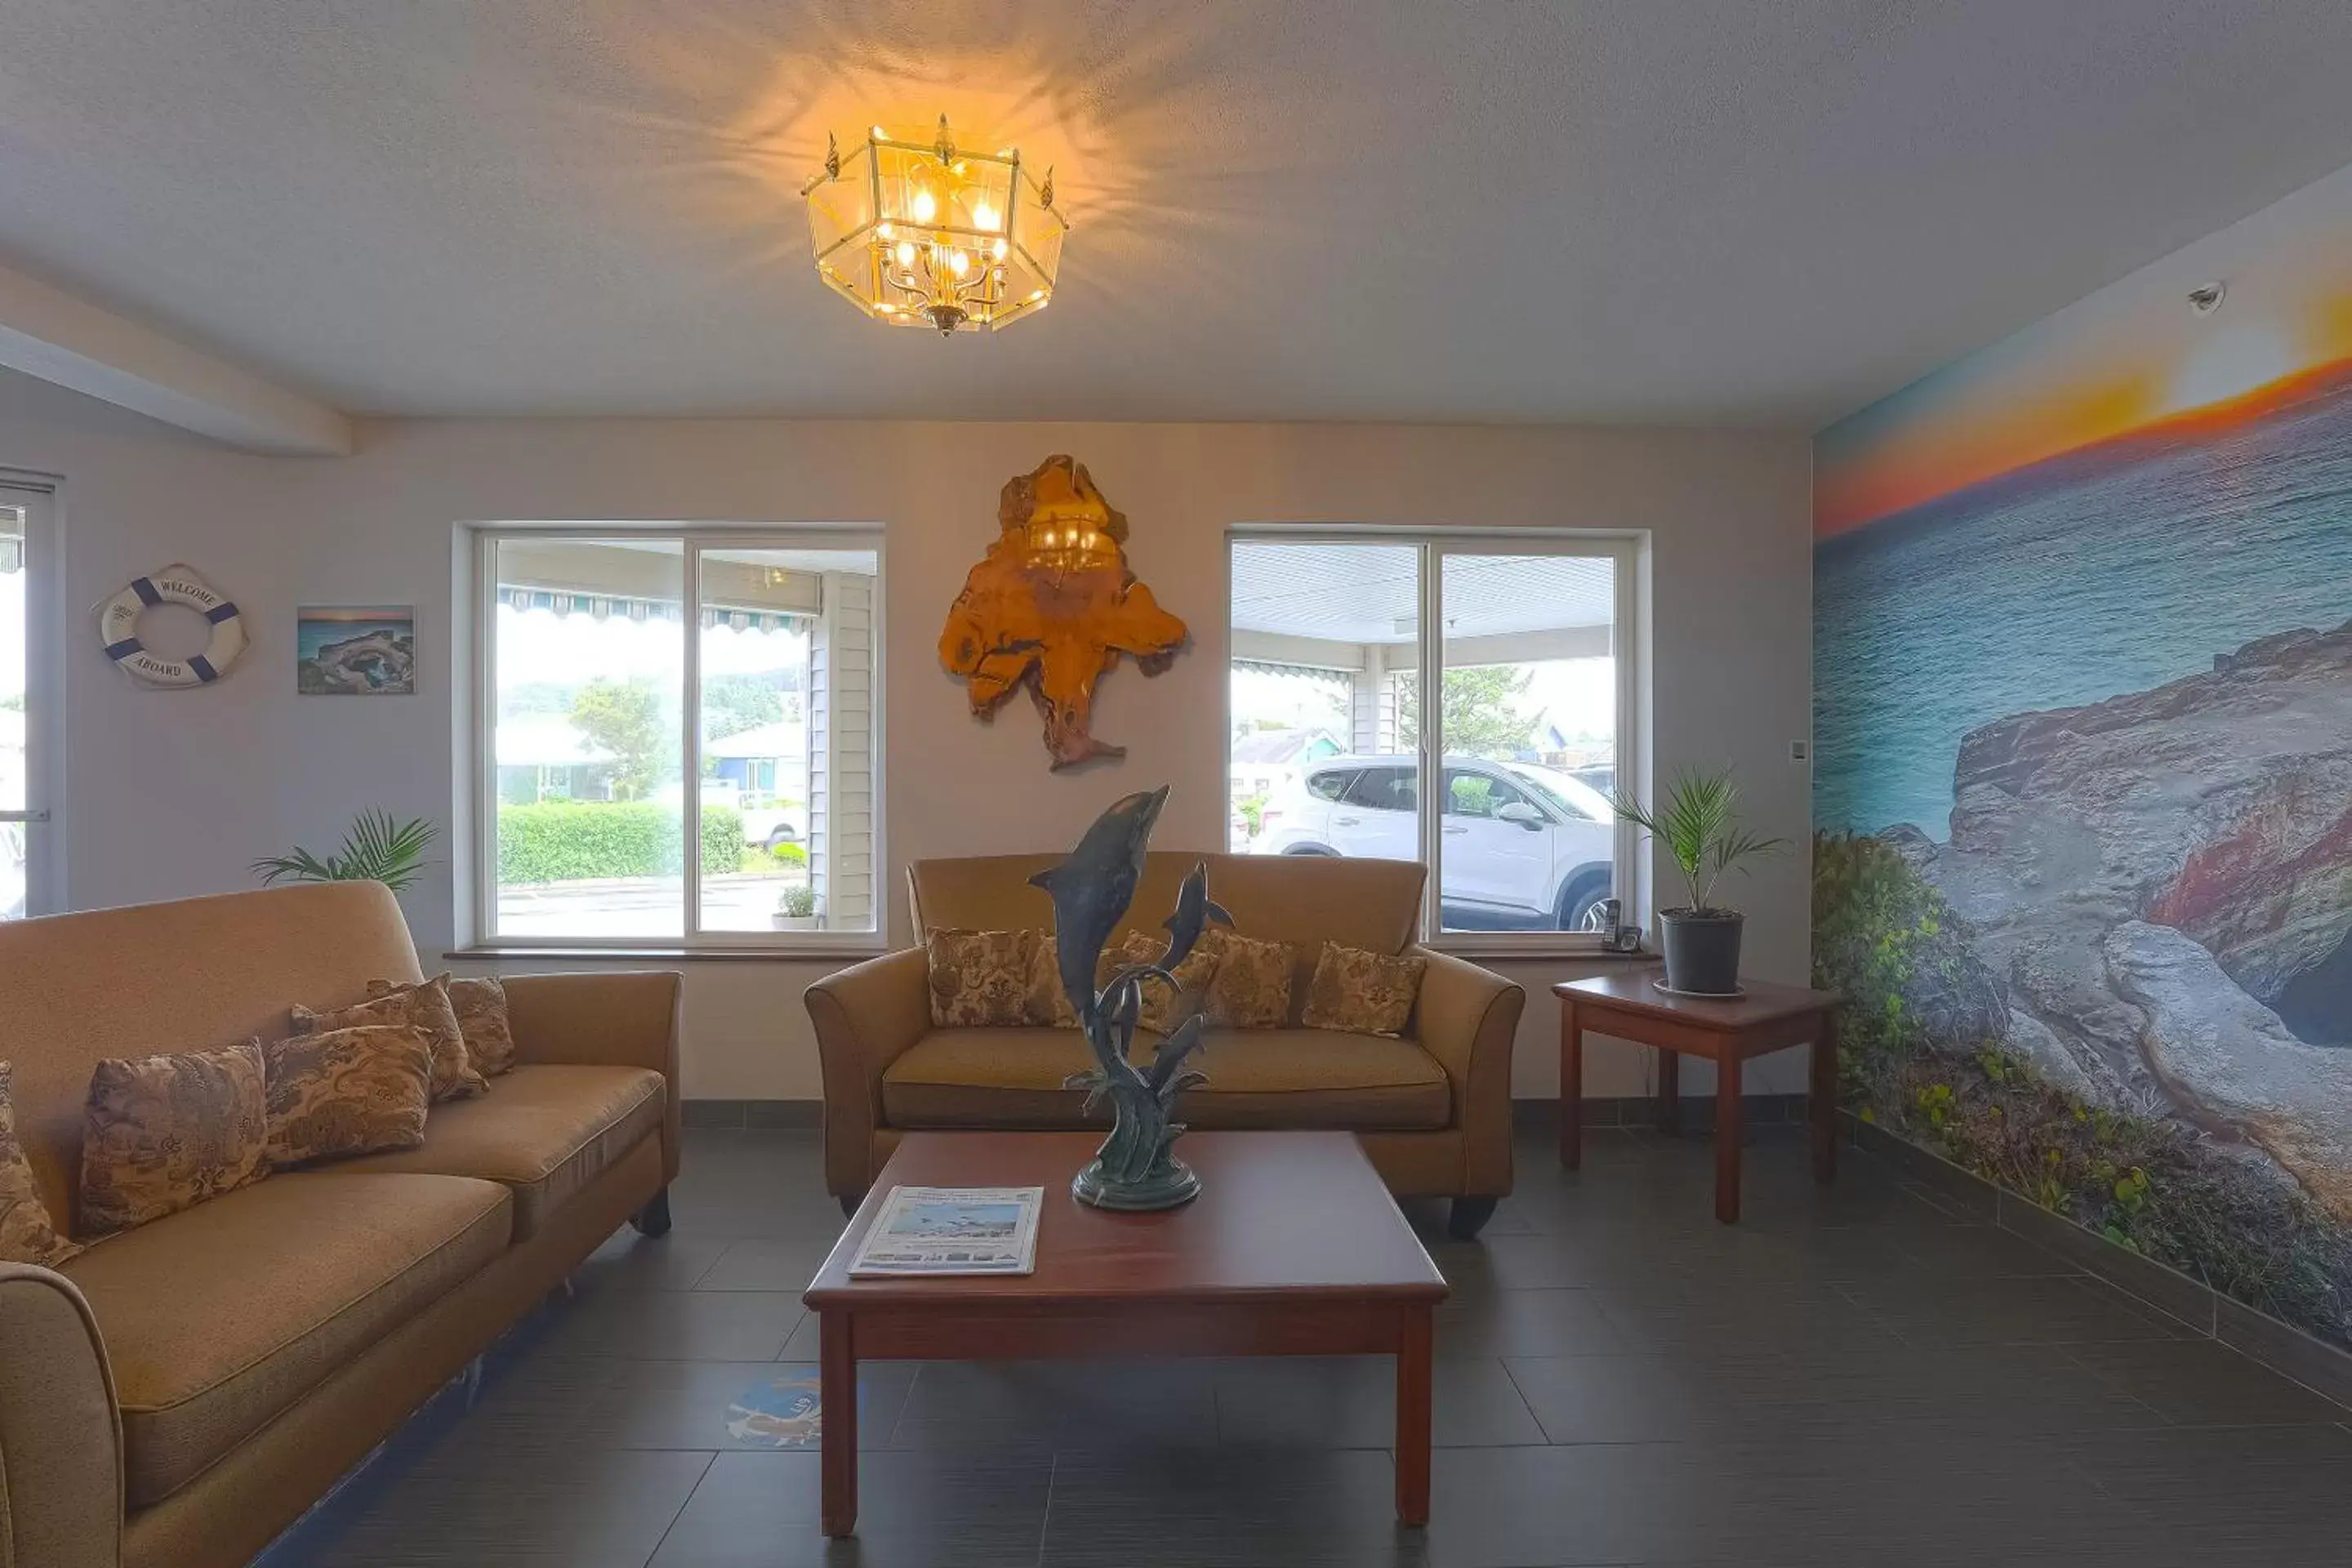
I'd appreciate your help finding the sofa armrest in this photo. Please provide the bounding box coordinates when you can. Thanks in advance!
[0,1263,122,1568]
[804,947,932,1197]
[501,970,684,1185]
[1408,947,1526,1196]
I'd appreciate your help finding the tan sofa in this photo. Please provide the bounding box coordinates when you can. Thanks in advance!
[0,883,680,1568]
[807,852,1525,1237]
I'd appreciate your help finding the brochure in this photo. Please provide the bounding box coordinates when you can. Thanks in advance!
[848,1185,1045,1276]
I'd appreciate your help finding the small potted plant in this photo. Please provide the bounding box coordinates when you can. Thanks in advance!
[773,882,821,932]
[1610,768,1783,996]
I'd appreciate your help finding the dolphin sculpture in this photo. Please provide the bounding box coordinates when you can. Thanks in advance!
[1030,786,1222,1209]
[1028,785,1167,1027]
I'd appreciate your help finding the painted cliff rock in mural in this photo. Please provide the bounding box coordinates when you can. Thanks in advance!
[938,454,1188,769]
[1899,620,2352,1209]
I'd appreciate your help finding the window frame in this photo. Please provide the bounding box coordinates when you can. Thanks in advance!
[1227,525,1642,956]
[468,523,886,956]
[0,474,62,919]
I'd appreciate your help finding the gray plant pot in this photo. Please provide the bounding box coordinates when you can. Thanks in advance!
[1658,909,1744,995]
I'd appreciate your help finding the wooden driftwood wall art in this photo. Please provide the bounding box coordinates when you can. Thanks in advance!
[938,454,1188,768]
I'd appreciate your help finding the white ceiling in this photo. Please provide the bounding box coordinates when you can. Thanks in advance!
[4,1,2352,429]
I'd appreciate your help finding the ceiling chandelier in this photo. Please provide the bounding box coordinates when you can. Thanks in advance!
[802,114,1068,336]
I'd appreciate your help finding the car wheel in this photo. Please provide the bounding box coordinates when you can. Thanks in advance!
[1281,844,1340,856]
[1557,874,1611,932]
[764,828,799,851]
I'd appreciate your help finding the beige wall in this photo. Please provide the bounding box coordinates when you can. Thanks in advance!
[0,373,1815,1102]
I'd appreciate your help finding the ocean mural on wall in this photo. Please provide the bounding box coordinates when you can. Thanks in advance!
[1814,165,2352,1346]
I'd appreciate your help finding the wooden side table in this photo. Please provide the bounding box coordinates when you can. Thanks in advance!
[1554,969,1842,1222]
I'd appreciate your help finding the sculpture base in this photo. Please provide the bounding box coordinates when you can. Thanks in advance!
[1071,1156,1201,1212]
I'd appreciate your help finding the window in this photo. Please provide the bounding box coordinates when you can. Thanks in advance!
[474,531,881,947]
[1229,532,1635,947]
[0,484,54,920]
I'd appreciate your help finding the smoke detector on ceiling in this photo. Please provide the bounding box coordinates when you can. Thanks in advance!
[2188,281,2226,317]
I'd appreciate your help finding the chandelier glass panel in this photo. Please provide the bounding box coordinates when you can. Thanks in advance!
[804,115,1068,335]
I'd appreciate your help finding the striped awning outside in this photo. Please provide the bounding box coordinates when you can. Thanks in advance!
[497,586,804,634]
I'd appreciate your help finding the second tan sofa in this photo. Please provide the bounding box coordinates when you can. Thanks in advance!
[0,882,680,1568]
[807,851,1525,1238]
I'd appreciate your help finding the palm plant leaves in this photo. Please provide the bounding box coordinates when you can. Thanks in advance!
[1610,768,1784,914]
[252,810,439,893]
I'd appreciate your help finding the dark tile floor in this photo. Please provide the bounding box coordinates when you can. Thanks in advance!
[261,1124,2352,1567]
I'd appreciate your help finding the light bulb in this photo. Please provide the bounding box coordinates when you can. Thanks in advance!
[991,237,1008,260]
[910,189,938,223]
[876,222,894,241]
[949,250,970,277]
[972,200,998,231]
[894,241,915,267]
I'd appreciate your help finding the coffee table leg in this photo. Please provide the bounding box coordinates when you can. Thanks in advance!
[1656,1048,1681,1134]
[820,1311,857,1537]
[1396,1306,1432,1526]
[1559,1004,1583,1169]
[1811,1016,1838,1186]
[1715,1056,1743,1223]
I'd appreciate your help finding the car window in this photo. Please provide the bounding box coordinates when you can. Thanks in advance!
[1444,768,1532,819]
[1304,769,1356,802]
[1343,766,1417,813]
[1505,763,1612,822]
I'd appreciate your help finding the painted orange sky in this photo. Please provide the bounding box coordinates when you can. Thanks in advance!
[1816,175,2352,539]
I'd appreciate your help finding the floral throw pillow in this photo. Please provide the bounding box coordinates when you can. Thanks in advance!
[1026,934,1135,1029]
[301,975,485,1103]
[79,1040,270,1236]
[1300,942,1428,1038]
[1116,930,1221,1036]
[1200,929,1298,1030]
[409,976,518,1078]
[1,1062,80,1267]
[263,1023,436,1168]
[926,929,1040,1028]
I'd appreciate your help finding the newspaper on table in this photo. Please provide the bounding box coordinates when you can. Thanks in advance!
[848,1185,1045,1276]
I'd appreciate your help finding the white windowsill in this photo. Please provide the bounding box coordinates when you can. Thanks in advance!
[447,943,888,964]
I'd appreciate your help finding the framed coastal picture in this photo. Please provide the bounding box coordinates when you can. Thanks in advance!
[296,606,416,694]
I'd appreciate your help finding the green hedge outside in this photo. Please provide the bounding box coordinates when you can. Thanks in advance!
[497,802,742,884]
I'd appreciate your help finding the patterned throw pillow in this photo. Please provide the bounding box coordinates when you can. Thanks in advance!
[1300,942,1428,1037]
[301,975,485,1103]
[926,929,1040,1027]
[390,975,518,1078]
[1,1062,80,1267]
[263,1024,436,1168]
[79,1040,270,1236]
[1116,930,1221,1036]
[1200,929,1298,1030]
[1027,932,1082,1028]
[1027,934,1136,1029]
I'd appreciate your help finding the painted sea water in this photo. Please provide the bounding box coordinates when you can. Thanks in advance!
[1815,372,2352,836]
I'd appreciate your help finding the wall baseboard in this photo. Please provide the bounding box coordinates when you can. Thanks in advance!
[1512,1093,1813,1130]
[681,1098,824,1129]
[686,1095,1813,1134]
[1847,1112,2352,1410]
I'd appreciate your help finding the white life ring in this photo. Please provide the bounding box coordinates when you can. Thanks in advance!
[99,564,247,688]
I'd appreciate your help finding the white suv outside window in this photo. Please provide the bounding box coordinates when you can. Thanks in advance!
[1257,754,1615,931]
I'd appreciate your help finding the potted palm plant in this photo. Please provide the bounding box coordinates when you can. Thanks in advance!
[252,811,438,893]
[1610,768,1783,995]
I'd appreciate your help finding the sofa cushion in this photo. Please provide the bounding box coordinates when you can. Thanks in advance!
[1302,942,1429,1037]
[63,1170,511,1507]
[326,1064,663,1240]
[882,1027,1450,1131]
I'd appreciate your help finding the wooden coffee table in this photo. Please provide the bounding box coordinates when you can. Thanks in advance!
[804,1130,1449,1536]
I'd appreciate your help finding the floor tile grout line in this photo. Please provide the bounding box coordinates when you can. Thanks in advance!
[635,1449,716,1568]
[1035,1449,1058,1568]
